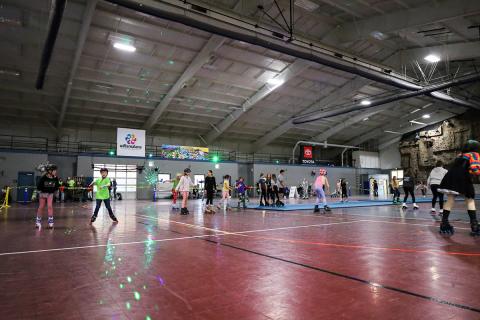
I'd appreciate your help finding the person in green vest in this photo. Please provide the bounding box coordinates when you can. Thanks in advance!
[67,177,76,201]
[89,168,118,224]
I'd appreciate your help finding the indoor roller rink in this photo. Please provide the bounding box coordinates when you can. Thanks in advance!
[1,0,480,319]
[1,193,480,319]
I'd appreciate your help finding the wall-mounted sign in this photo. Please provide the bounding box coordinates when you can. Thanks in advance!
[117,128,146,157]
[159,145,209,160]
[299,145,315,164]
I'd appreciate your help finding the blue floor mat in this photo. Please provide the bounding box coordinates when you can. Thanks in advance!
[247,197,480,211]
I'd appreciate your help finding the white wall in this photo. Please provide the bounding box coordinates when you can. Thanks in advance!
[379,142,401,169]
[352,151,380,168]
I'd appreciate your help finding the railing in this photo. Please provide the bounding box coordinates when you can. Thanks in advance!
[0,134,341,165]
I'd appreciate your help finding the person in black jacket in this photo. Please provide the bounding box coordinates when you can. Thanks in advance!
[402,170,418,210]
[204,170,217,214]
[36,164,60,229]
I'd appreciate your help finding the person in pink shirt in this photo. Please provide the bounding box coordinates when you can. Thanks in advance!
[313,168,331,213]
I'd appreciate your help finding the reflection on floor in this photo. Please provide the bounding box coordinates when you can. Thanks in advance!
[0,198,479,319]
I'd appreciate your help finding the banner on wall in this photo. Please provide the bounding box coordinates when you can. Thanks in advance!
[299,145,315,164]
[159,145,209,160]
[117,128,146,157]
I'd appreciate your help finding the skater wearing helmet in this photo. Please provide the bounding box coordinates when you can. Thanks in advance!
[313,168,331,213]
[176,168,194,215]
[90,168,118,224]
[36,164,60,229]
[438,140,480,236]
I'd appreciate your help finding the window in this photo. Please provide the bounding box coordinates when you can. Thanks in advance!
[194,175,205,189]
[157,173,170,183]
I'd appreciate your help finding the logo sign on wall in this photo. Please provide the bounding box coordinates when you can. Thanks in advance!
[299,145,315,164]
[117,128,146,157]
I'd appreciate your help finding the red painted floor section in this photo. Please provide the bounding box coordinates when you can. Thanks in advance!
[0,199,479,319]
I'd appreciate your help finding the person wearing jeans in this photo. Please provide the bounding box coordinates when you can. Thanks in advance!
[90,168,118,224]
[427,161,448,214]
[36,164,60,229]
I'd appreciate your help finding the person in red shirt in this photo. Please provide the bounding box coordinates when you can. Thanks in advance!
[438,140,480,236]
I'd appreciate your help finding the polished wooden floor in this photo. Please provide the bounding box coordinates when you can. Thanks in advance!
[0,197,479,320]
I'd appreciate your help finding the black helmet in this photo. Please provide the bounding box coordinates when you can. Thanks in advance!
[100,168,108,173]
[46,164,57,172]
[462,140,480,153]
[184,168,191,173]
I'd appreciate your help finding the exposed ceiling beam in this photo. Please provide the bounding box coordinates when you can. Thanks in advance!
[311,108,385,142]
[203,59,312,144]
[251,77,371,150]
[56,0,97,132]
[346,104,455,146]
[143,34,226,130]
[378,136,401,150]
[392,41,480,67]
[323,0,480,45]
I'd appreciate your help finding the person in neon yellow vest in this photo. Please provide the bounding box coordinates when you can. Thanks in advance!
[89,168,118,224]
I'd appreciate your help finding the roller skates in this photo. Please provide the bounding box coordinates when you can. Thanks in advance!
[313,205,320,213]
[35,217,42,229]
[276,200,285,207]
[439,222,455,235]
[47,217,54,229]
[204,205,215,214]
[180,207,189,215]
[470,222,480,236]
[324,205,331,212]
[401,203,408,210]
[413,203,419,210]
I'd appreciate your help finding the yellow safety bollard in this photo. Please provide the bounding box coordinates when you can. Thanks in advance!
[0,187,11,210]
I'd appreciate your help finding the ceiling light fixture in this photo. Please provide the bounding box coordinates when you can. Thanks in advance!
[360,100,371,106]
[424,54,440,63]
[0,68,21,76]
[384,130,401,134]
[410,120,426,125]
[113,42,136,52]
[363,117,369,121]
[267,78,284,86]
[422,114,431,119]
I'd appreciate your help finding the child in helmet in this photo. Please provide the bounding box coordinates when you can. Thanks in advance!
[313,168,331,213]
[176,168,194,215]
[438,140,480,236]
[36,164,60,229]
[90,168,118,224]
[236,177,247,209]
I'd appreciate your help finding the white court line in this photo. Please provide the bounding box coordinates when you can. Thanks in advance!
[135,213,363,235]
[136,213,472,233]
[0,219,363,257]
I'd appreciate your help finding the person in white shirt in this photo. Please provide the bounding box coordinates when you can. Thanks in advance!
[427,161,448,214]
[278,170,286,199]
[176,168,194,215]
